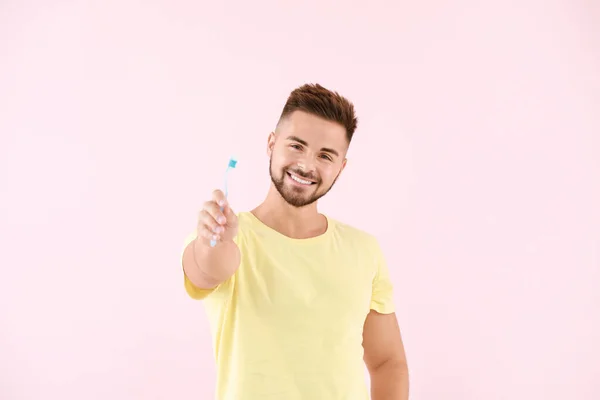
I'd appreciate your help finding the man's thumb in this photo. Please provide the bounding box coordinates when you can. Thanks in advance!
[224,204,237,221]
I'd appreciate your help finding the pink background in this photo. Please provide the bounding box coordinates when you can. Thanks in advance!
[1,1,599,399]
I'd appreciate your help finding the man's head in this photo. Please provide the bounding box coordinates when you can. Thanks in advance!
[267,83,358,208]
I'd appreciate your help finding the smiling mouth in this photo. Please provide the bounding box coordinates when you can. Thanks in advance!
[286,171,316,185]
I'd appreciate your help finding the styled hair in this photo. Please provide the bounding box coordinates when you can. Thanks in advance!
[278,83,358,143]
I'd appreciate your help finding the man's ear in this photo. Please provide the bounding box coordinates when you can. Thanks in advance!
[333,158,348,182]
[340,157,348,173]
[267,131,276,157]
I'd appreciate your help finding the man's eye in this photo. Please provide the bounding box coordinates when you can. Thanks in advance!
[291,144,302,150]
[320,154,332,161]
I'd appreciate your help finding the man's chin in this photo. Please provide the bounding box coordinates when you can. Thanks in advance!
[281,191,316,208]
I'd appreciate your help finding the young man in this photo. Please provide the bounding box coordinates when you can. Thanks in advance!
[182,83,409,399]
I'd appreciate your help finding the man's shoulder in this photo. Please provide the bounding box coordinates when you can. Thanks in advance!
[328,216,380,247]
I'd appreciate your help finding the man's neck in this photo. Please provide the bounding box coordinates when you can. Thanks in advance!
[251,187,327,239]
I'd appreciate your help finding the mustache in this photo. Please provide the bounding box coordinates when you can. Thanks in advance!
[287,168,320,183]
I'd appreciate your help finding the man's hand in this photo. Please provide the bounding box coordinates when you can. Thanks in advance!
[183,189,241,292]
[197,189,238,246]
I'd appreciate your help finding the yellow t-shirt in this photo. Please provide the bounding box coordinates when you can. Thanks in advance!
[182,211,395,400]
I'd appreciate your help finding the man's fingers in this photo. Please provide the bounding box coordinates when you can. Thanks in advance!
[198,189,237,243]
[199,225,219,241]
[212,189,227,207]
[198,209,222,234]
[202,200,227,225]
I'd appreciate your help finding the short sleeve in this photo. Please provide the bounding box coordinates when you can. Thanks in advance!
[370,239,396,314]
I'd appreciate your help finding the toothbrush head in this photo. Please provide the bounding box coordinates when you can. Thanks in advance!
[228,156,238,169]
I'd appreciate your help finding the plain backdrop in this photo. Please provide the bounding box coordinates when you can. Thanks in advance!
[1,1,599,399]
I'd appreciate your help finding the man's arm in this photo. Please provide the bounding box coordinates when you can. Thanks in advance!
[362,310,409,400]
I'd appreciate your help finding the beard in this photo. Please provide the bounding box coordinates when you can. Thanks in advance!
[269,157,339,208]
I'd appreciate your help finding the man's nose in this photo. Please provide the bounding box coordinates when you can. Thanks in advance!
[296,158,316,173]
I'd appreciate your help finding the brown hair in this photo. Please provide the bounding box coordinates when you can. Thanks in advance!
[278,83,358,143]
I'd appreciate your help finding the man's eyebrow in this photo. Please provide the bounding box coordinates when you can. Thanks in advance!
[286,135,308,146]
[321,147,339,157]
[286,135,340,157]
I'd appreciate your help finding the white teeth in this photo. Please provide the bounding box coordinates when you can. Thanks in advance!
[289,173,312,185]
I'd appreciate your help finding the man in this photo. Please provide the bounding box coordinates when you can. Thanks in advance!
[181,83,409,399]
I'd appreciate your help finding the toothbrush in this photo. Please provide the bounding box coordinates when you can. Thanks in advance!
[210,156,238,247]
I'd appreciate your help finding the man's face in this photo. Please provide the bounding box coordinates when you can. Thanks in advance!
[268,110,349,208]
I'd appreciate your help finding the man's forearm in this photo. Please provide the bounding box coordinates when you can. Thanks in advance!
[369,360,409,400]
[182,237,240,288]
